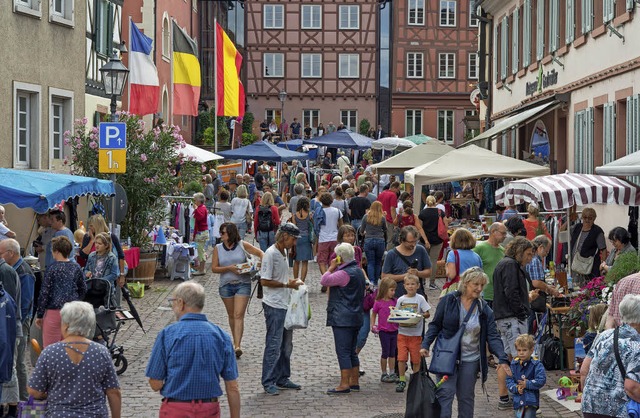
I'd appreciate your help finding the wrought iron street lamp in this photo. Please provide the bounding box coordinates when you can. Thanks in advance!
[100,53,129,122]
[278,89,287,135]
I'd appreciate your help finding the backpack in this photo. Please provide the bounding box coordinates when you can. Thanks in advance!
[538,334,562,370]
[258,207,273,232]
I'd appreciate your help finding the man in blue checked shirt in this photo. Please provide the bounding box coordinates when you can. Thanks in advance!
[146,282,240,418]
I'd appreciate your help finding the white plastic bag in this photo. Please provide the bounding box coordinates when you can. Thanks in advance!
[284,285,310,330]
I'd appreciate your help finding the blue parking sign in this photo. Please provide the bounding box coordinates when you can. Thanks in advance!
[99,122,127,149]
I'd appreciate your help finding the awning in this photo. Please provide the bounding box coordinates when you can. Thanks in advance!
[461,101,560,148]
[595,149,640,176]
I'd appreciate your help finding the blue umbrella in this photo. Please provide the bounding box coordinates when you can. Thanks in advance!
[0,168,115,213]
[217,140,308,162]
[304,129,372,150]
[277,139,305,150]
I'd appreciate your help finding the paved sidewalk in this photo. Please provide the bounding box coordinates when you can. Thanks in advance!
[116,257,582,417]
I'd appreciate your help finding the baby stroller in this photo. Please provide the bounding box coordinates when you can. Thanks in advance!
[83,278,133,375]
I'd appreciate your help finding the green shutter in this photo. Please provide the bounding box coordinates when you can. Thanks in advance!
[575,110,585,173]
[585,107,594,174]
[566,0,575,44]
[627,95,640,184]
[604,0,615,23]
[523,0,531,67]
[501,16,509,80]
[536,0,545,61]
[603,102,616,164]
[582,0,593,34]
[627,0,636,11]
[512,8,519,74]
[549,0,559,52]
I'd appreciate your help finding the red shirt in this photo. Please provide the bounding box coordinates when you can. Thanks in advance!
[377,190,398,222]
[193,204,208,234]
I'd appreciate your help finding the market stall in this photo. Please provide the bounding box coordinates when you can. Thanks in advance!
[405,145,550,213]
[304,128,372,150]
[370,140,454,176]
[179,144,223,163]
[403,133,436,145]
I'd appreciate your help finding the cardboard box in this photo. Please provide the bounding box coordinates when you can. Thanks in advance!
[552,324,576,348]
[436,260,446,278]
[565,348,575,369]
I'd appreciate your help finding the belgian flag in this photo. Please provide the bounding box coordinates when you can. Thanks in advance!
[172,21,200,116]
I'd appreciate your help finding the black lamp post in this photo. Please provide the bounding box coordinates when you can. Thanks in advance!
[100,53,129,122]
[278,89,287,138]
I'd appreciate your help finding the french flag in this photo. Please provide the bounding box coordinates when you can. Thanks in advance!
[129,21,159,116]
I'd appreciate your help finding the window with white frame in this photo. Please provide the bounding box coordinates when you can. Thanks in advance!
[301,54,322,78]
[469,0,478,26]
[95,0,114,57]
[582,0,593,34]
[438,53,455,79]
[14,0,41,17]
[50,0,73,25]
[303,110,320,131]
[408,0,425,25]
[14,82,41,169]
[341,110,357,131]
[549,0,559,53]
[438,110,454,143]
[264,5,284,29]
[603,102,616,164]
[440,1,456,27]
[162,17,170,59]
[465,110,478,139]
[301,5,321,29]
[339,54,359,78]
[49,88,73,162]
[468,52,478,79]
[339,5,360,29]
[407,52,424,78]
[626,95,640,185]
[264,53,284,77]
[574,108,594,174]
[406,110,423,136]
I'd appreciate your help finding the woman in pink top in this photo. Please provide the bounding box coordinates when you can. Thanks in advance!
[192,193,209,275]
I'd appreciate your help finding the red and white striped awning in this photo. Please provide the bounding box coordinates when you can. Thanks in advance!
[495,172,640,211]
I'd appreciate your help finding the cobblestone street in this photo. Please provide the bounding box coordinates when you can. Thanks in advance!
[116,253,583,418]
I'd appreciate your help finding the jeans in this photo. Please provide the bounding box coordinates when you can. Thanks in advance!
[515,407,537,418]
[436,360,480,418]
[351,219,362,232]
[16,321,29,400]
[332,327,360,370]
[235,222,248,240]
[356,311,370,350]
[258,230,275,252]
[427,243,443,286]
[364,238,385,285]
[261,303,293,388]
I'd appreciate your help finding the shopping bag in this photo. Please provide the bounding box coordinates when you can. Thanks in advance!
[404,358,441,418]
[127,282,145,298]
[628,399,640,418]
[17,396,47,418]
[284,285,310,330]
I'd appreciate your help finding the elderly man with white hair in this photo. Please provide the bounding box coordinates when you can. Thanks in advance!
[320,243,365,394]
[0,205,16,241]
[581,293,640,418]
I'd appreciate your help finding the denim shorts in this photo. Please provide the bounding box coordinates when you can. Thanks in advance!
[219,281,252,298]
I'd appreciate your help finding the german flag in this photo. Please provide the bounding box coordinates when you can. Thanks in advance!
[172,21,200,116]
[216,22,245,117]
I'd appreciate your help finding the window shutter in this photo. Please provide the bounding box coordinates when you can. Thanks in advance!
[627,95,640,184]
[523,0,531,67]
[566,0,575,44]
[536,0,545,61]
[628,0,635,11]
[549,0,559,52]
[604,0,615,23]
[603,102,616,164]
[501,133,508,156]
[512,8,519,74]
[574,110,585,173]
[582,0,593,34]
[585,107,594,174]
[501,16,509,79]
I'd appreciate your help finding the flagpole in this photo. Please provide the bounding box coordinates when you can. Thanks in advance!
[127,16,132,113]
[170,19,174,126]
[214,17,219,153]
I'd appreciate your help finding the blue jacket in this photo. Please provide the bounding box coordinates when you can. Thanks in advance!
[506,358,547,409]
[0,284,17,383]
[325,260,365,328]
[311,200,326,233]
[422,291,508,383]
[14,258,35,322]
[84,252,120,284]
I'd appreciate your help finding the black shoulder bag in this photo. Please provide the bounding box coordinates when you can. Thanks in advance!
[392,248,426,300]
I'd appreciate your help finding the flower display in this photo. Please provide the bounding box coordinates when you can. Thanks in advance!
[66,112,200,249]
[566,276,608,333]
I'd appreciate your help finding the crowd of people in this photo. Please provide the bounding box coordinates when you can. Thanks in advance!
[3,149,640,418]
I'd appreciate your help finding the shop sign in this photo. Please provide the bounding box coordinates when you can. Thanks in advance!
[525,68,559,96]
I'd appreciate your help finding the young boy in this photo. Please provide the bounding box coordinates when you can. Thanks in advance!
[506,334,547,417]
[395,274,431,392]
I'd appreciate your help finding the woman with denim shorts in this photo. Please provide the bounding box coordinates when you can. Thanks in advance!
[211,222,263,358]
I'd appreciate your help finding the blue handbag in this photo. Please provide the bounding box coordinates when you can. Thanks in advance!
[429,299,478,376]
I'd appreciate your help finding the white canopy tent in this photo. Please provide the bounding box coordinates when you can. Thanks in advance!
[180,144,223,163]
[371,140,454,175]
[595,149,640,177]
[406,145,550,213]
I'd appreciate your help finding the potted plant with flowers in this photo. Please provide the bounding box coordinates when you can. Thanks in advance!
[65,113,203,281]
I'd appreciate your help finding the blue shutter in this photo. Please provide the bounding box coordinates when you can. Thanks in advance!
[585,107,594,174]
[627,95,640,184]
[604,0,615,23]
[575,110,585,173]
[536,0,545,61]
[549,0,559,52]
[501,16,509,80]
[566,0,575,44]
[582,0,593,34]
[523,0,531,67]
[628,0,636,11]
[603,102,616,164]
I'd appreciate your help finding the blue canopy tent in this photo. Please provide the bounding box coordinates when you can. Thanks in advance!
[0,168,115,214]
[217,140,308,162]
[304,129,372,150]
[277,139,318,160]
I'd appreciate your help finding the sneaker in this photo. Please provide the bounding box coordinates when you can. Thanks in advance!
[396,381,407,392]
[277,380,302,390]
[264,385,280,396]
[380,373,389,382]
[382,373,397,383]
[498,399,511,410]
[321,286,328,293]
[428,283,439,290]
[359,369,365,376]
